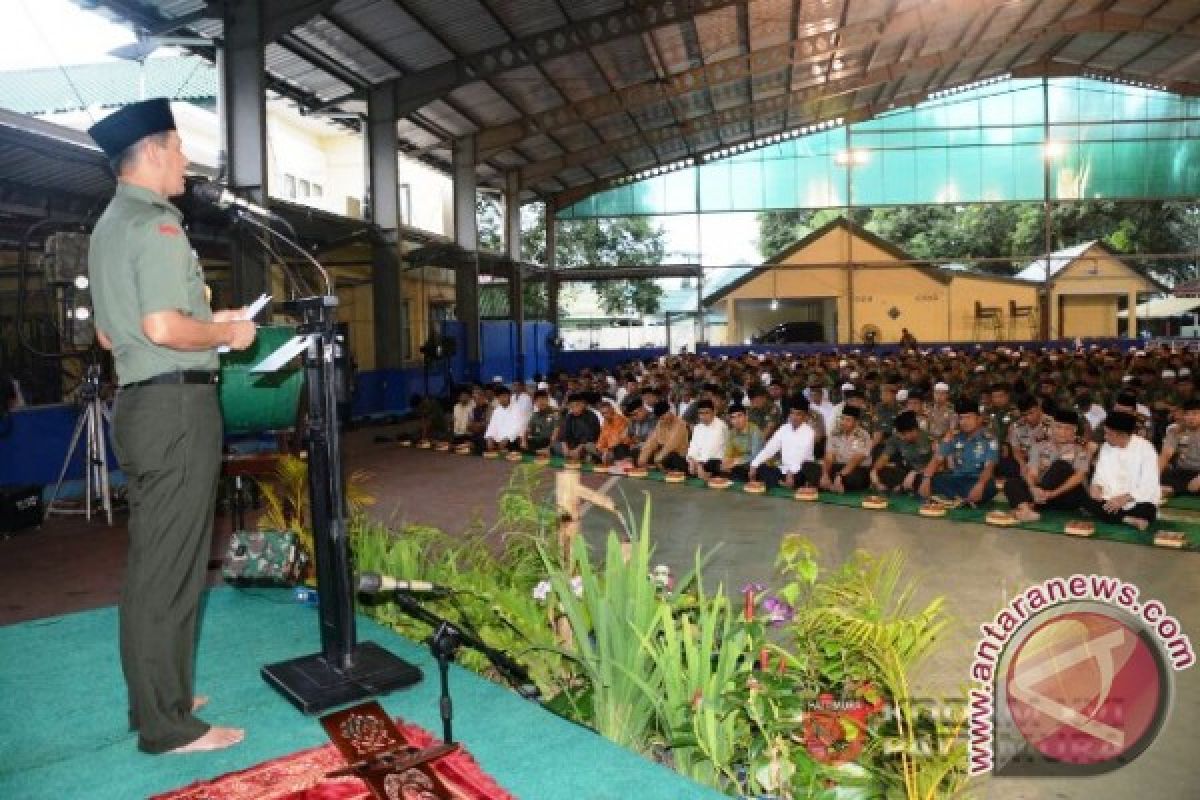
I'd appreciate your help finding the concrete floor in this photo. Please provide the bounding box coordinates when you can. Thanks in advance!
[3,432,1197,798]
[577,479,1200,800]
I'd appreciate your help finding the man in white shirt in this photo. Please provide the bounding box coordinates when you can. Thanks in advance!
[512,379,534,423]
[686,400,728,480]
[1084,410,1161,530]
[483,386,527,451]
[451,387,473,442]
[749,395,816,490]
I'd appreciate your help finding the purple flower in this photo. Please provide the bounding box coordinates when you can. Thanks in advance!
[760,595,795,627]
[740,582,767,595]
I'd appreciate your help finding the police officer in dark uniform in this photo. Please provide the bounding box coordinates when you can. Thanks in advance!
[87,99,256,754]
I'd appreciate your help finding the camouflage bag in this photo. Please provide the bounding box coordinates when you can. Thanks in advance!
[221,530,308,586]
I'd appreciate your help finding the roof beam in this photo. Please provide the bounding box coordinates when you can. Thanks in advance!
[522,10,1132,186]
[262,0,341,43]
[389,0,745,118]
[483,2,1200,161]
[1013,58,1200,94]
[478,0,1030,158]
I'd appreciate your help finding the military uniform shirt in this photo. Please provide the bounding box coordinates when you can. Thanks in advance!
[883,430,935,471]
[1028,439,1091,476]
[927,404,957,439]
[747,404,780,436]
[89,182,216,385]
[828,426,873,464]
[873,402,901,438]
[987,408,1016,449]
[526,408,559,442]
[1164,423,1200,470]
[939,429,999,477]
[1007,415,1055,459]
[726,423,763,465]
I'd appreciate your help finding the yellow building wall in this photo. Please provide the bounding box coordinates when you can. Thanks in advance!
[947,275,1041,341]
[1047,246,1153,338]
[1060,295,1118,338]
[848,267,948,343]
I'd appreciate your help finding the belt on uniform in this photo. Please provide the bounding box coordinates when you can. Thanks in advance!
[121,370,220,389]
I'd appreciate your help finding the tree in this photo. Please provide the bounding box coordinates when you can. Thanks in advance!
[757,201,1200,281]
[490,201,666,317]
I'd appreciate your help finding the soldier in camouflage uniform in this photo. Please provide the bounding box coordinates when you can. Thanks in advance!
[1005,409,1092,522]
[871,382,902,452]
[721,403,763,482]
[985,383,1016,458]
[1159,398,1200,495]
[871,410,934,493]
[521,390,560,452]
[746,386,781,440]
[805,405,872,492]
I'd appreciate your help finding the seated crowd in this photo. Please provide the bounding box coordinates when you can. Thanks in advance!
[416,343,1200,532]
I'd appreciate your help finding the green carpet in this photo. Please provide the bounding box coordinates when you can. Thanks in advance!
[511,453,1200,551]
[0,589,726,800]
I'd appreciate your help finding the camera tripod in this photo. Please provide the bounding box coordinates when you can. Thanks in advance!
[45,364,118,525]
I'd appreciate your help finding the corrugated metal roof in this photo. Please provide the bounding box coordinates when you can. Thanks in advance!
[0,56,216,115]
[1015,242,1099,281]
[81,0,1200,206]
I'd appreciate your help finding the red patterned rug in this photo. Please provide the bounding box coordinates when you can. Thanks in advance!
[152,722,516,800]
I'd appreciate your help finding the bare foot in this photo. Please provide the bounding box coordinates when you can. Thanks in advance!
[192,696,208,712]
[168,726,244,754]
[1122,516,1150,532]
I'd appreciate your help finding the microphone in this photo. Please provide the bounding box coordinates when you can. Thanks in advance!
[189,179,276,219]
[356,571,453,596]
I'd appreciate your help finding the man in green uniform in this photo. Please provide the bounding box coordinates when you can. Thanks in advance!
[871,410,934,494]
[87,99,256,754]
[1159,398,1200,495]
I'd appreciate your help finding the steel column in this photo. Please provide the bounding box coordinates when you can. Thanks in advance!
[221,0,269,305]
[505,171,525,380]
[368,83,405,369]
[453,136,480,379]
[546,204,559,341]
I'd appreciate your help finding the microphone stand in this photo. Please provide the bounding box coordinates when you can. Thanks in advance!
[390,590,541,744]
[232,209,422,713]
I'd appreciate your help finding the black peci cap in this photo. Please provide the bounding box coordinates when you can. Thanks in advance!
[87,98,177,161]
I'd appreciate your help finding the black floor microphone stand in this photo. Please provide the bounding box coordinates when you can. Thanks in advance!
[231,211,420,713]
[390,591,541,744]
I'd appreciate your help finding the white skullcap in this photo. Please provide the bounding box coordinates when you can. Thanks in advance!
[1181,367,1192,376]
[974,365,986,373]
[492,375,503,383]
[1122,375,1134,382]
[839,359,848,368]
[758,355,767,363]
[934,382,950,392]
[841,382,855,391]
[849,371,860,379]
[537,381,549,390]
[1163,369,1176,378]
[606,375,617,385]
[1018,361,1028,367]
[761,371,772,385]
[896,389,909,402]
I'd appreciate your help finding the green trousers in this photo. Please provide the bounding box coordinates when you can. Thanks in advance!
[113,383,222,753]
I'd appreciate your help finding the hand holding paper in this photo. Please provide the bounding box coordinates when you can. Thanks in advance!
[217,293,271,353]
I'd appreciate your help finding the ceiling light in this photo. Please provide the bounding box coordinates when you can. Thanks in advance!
[73,275,89,290]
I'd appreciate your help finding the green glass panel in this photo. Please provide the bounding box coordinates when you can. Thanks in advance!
[560,78,1200,218]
